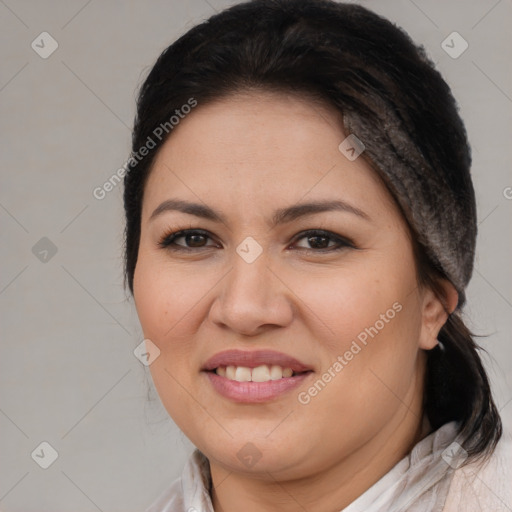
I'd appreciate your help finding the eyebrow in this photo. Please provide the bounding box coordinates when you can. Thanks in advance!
[149,198,371,226]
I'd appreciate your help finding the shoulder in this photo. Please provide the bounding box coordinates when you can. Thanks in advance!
[144,449,213,512]
[144,477,185,512]
[443,431,512,512]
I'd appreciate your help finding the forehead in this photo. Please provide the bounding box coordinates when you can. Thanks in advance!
[142,91,396,222]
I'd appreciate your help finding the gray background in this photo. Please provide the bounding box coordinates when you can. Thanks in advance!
[0,0,511,510]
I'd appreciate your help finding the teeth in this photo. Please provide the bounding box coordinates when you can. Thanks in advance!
[282,367,293,378]
[234,366,251,382]
[251,365,270,382]
[269,364,284,380]
[226,365,236,379]
[215,364,295,382]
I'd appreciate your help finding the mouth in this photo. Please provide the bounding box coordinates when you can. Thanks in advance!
[201,350,314,403]
[207,364,309,382]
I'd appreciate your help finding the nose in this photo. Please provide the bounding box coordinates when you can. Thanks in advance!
[208,247,294,336]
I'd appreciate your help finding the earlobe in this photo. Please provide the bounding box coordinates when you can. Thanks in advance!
[418,281,458,350]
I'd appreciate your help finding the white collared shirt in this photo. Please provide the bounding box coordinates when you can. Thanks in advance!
[145,421,511,512]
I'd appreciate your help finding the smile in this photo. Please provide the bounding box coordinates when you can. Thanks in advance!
[215,364,296,382]
[201,349,314,403]
[204,370,312,403]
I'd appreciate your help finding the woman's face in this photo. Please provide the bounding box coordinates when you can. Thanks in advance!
[133,91,444,480]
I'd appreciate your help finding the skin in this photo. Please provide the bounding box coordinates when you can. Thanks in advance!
[133,91,458,512]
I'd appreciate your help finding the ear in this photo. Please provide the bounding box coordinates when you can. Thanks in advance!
[418,280,458,350]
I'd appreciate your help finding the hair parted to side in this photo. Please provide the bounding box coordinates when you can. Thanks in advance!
[123,0,502,463]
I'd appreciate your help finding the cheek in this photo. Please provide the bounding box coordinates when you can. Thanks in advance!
[282,261,412,351]
[292,262,423,414]
[133,254,214,428]
[293,304,423,465]
[133,252,214,349]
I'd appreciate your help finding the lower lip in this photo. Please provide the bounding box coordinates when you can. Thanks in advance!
[204,371,312,403]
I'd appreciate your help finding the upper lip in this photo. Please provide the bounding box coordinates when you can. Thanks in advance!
[202,349,313,373]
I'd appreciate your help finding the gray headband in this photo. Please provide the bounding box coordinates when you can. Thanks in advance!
[343,105,476,309]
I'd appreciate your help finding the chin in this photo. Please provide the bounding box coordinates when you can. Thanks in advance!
[197,433,312,477]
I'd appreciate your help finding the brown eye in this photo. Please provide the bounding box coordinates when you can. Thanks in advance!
[158,229,218,250]
[302,234,331,249]
[293,230,353,252]
[182,233,208,247]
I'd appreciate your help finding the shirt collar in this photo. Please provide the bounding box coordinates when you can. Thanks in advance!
[179,421,461,512]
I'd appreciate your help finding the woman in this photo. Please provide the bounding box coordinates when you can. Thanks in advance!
[123,1,509,510]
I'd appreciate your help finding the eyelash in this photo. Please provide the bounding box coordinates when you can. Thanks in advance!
[157,227,355,253]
